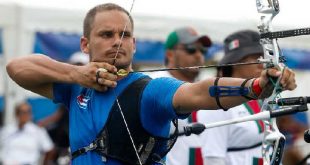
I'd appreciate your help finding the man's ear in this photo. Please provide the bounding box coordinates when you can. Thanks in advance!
[166,50,174,64]
[80,37,89,54]
[132,37,136,54]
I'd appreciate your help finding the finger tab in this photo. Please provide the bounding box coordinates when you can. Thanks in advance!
[117,69,129,76]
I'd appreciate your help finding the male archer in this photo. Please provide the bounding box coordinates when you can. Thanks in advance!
[6,3,297,165]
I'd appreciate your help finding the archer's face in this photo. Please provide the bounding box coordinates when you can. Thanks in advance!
[81,10,136,70]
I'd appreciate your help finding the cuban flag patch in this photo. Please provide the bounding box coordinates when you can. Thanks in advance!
[77,94,90,109]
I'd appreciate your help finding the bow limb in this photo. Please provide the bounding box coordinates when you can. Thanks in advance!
[256,0,286,164]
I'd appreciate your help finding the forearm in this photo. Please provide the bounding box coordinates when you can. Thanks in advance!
[7,55,76,85]
[7,54,119,98]
[6,54,77,98]
[174,77,252,113]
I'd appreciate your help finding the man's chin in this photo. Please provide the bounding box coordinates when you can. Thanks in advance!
[114,61,131,70]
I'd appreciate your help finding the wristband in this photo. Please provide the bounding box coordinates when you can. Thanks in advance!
[252,78,262,96]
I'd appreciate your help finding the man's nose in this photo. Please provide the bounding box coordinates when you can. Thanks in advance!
[113,35,123,47]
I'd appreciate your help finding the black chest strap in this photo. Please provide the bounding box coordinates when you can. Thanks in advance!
[71,77,151,160]
[71,76,179,164]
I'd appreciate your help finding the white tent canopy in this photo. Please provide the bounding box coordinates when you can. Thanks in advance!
[1,2,310,124]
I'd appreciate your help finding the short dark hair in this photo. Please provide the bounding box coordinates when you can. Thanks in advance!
[83,3,134,39]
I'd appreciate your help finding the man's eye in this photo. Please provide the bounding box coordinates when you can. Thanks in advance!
[100,32,113,38]
[121,32,132,38]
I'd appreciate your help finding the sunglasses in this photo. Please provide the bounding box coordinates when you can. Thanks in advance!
[176,44,208,55]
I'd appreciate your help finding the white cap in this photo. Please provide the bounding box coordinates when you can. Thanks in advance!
[69,52,89,65]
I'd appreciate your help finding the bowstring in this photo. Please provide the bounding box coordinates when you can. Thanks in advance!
[112,0,143,165]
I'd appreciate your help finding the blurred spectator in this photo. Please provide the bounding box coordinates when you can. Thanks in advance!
[38,104,70,165]
[149,26,212,165]
[198,30,266,165]
[0,102,53,165]
[199,29,307,165]
[37,51,89,165]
